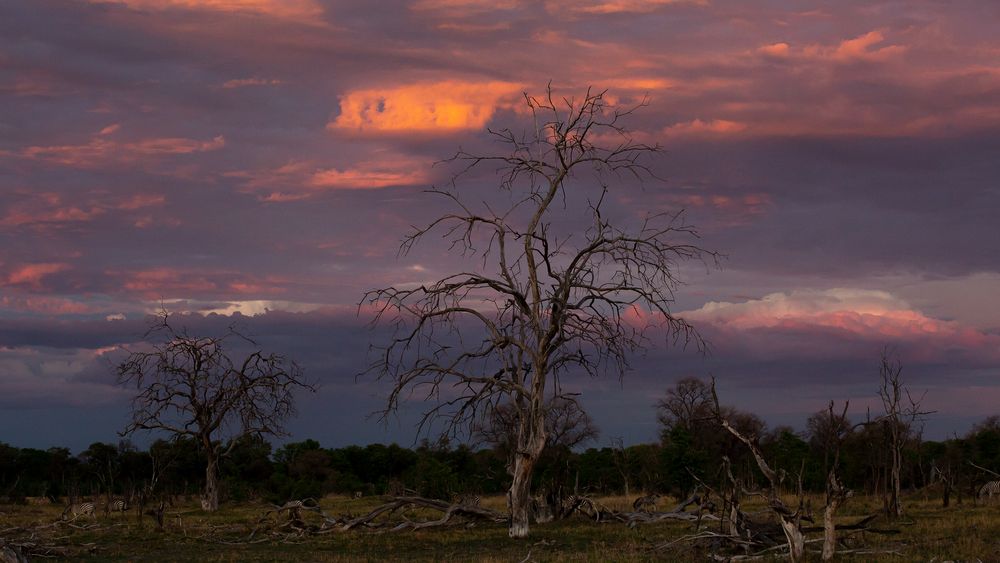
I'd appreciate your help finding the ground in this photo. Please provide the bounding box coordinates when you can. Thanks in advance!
[2,494,999,561]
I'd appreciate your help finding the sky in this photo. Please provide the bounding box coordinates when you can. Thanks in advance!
[1,0,998,451]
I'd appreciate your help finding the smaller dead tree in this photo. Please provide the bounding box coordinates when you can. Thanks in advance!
[709,380,807,562]
[875,348,932,519]
[118,312,314,512]
[818,401,852,561]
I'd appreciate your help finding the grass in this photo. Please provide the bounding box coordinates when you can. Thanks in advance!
[2,493,1000,561]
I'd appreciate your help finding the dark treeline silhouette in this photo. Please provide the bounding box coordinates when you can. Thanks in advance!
[3,407,1000,508]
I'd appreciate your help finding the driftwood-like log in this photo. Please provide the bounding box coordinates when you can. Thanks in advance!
[341,496,506,532]
[625,492,720,527]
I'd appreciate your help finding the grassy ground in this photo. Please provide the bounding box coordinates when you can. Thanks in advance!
[2,493,1000,561]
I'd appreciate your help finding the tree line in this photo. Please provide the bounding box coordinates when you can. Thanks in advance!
[3,383,999,510]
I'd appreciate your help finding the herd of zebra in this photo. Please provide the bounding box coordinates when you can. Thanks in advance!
[60,498,129,521]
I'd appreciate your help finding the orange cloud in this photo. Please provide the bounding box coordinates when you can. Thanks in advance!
[544,0,704,15]
[804,30,906,63]
[89,0,323,19]
[758,42,790,58]
[665,118,747,136]
[411,0,520,12]
[330,81,522,134]
[6,263,70,288]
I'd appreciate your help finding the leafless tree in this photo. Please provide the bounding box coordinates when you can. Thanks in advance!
[875,348,931,518]
[610,437,631,498]
[364,86,713,537]
[473,397,598,454]
[117,312,313,512]
[817,401,852,561]
[709,379,807,562]
[656,376,713,434]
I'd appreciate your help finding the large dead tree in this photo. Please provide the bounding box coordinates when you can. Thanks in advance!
[365,87,713,538]
[118,312,313,512]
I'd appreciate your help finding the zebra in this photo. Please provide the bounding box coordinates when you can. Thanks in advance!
[105,498,128,516]
[62,502,96,520]
[978,480,1000,503]
[452,493,481,507]
[632,493,661,513]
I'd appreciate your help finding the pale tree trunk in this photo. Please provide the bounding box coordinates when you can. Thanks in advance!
[822,475,849,561]
[889,438,903,517]
[822,503,837,561]
[201,452,220,512]
[507,397,547,538]
[778,518,806,563]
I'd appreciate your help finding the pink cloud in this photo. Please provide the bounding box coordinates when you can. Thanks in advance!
[116,268,288,299]
[684,289,1000,364]
[0,191,166,229]
[665,118,748,136]
[0,295,94,315]
[19,129,224,169]
[88,0,323,20]
[221,77,282,88]
[228,155,432,200]
[5,263,70,288]
[802,30,906,63]
[543,0,705,16]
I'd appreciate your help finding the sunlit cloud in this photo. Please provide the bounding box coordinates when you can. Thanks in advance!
[116,268,288,300]
[228,154,431,201]
[221,77,283,88]
[330,81,523,134]
[664,118,748,136]
[410,0,520,14]
[825,30,906,63]
[0,192,165,229]
[543,0,705,16]
[757,42,790,58]
[5,263,70,288]
[684,289,1000,364]
[19,128,225,169]
[0,295,94,315]
[88,0,324,20]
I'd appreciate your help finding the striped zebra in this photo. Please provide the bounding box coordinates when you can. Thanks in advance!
[632,493,661,513]
[452,493,481,507]
[105,498,128,516]
[62,502,96,520]
[978,480,1000,503]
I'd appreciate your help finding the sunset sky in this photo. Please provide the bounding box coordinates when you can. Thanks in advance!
[2,0,999,451]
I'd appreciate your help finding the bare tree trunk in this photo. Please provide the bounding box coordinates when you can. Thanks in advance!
[890,444,902,517]
[508,452,537,538]
[822,474,849,561]
[780,519,806,562]
[201,453,220,512]
[507,404,546,538]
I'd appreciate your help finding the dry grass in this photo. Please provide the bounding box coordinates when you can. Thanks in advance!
[1,493,999,561]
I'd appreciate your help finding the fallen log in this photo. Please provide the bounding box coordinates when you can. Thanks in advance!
[341,496,505,532]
